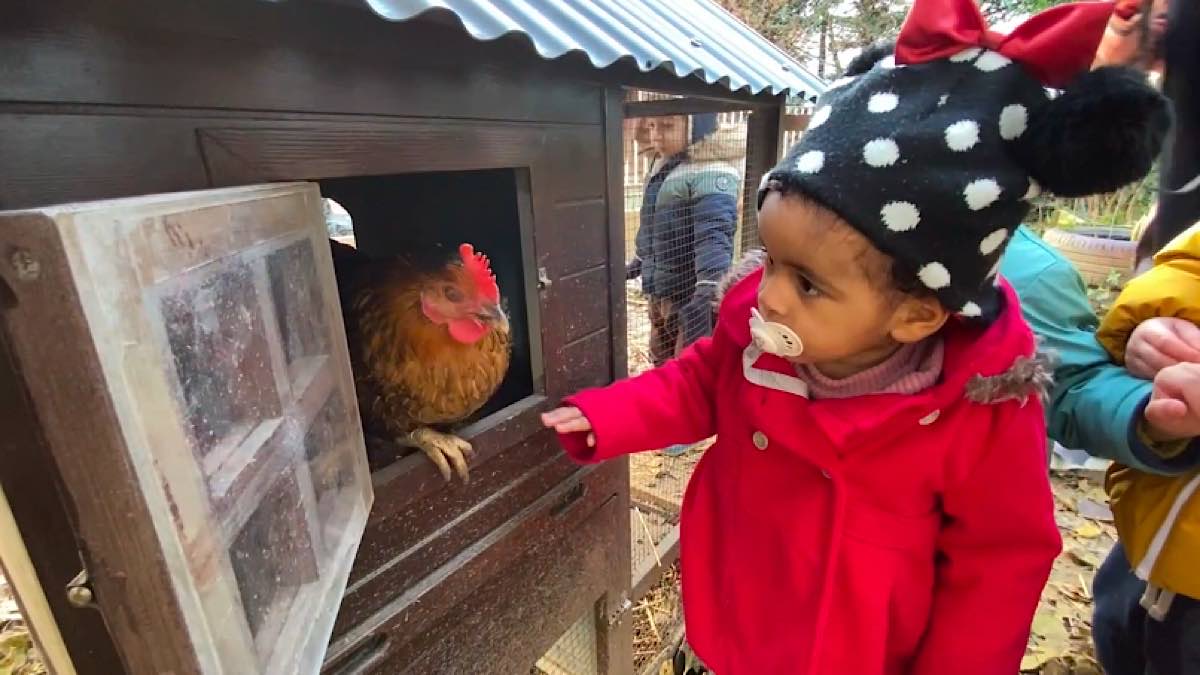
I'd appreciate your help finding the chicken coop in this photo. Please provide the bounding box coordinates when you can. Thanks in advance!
[0,1,821,674]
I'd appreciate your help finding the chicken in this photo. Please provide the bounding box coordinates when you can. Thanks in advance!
[330,239,511,482]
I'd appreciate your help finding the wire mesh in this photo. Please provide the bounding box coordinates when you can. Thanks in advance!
[533,606,600,675]
[622,90,761,586]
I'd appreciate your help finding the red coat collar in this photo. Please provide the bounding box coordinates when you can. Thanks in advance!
[718,268,1036,449]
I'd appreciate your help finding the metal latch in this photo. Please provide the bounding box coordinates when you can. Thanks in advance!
[606,591,632,628]
[537,267,553,290]
[65,568,96,609]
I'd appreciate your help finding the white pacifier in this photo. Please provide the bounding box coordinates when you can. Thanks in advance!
[749,307,804,357]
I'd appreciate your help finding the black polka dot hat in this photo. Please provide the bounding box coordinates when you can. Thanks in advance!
[761,0,1170,324]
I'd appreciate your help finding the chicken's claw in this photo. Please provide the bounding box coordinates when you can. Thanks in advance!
[404,427,475,483]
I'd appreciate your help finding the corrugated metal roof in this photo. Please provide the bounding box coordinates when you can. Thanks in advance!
[360,0,826,98]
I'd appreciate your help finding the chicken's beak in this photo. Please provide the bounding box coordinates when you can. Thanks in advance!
[479,303,509,331]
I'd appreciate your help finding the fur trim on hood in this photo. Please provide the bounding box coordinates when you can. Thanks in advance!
[715,248,1053,405]
[964,350,1055,406]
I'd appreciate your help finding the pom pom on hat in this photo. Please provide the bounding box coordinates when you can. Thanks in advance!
[1012,66,1171,197]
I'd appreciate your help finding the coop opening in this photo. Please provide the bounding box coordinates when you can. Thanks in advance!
[318,169,538,472]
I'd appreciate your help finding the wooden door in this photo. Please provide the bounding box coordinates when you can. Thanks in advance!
[0,183,372,674]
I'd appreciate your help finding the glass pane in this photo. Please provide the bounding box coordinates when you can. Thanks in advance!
[36,184,373,675]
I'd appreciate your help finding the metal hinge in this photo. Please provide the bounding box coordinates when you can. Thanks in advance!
[605,591,632,627]
[65,568,96,609]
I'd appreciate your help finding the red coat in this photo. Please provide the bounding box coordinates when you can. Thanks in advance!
[559,270,1061,675]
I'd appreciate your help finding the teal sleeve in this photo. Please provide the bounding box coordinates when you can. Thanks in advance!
[1001,229,1168,473]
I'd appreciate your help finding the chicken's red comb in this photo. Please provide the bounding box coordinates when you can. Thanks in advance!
[459,243,500,303]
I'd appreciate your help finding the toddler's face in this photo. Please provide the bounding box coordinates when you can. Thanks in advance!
[756,193,943,378]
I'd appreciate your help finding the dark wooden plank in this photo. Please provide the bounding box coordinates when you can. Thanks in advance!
[545,328,612,400]
[741,102,786,253]
[624,98,755,118]
[542,266,611,351]
[368,494,622,675]
[0,334,128,675]
[200,122,552,185]
[324,462,625,672]
[538,199,608,278]
[0,114,212,210]
[337,434,576,632]
[1,0,603,125]
[355,397,550,551]
[541,128,610,203]
[604,87,631,383]
[0,216,200,674]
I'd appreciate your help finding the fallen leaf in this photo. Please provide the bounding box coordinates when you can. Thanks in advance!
[0,630,32,675]
[1074,522,1104,539]
[1067,547,1100,569]
[1077,498,1114,522]
[1020,648,1052,672]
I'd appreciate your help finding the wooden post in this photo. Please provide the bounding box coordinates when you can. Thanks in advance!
[741,98,786,253]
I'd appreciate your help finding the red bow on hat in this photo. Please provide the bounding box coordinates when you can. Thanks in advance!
[895,0,1116,87]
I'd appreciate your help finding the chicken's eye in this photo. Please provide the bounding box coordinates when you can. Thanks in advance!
[443,285,465,303]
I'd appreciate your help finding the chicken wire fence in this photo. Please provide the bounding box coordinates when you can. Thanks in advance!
[621,92,810,673]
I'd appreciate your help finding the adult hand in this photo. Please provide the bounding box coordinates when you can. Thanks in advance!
[1143,362,1200,443]
[1125,317,1200,379]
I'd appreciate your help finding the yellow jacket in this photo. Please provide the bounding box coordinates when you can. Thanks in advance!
[1097,223,1200,601]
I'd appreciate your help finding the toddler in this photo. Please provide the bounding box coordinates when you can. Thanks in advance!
[544,0,1168,671]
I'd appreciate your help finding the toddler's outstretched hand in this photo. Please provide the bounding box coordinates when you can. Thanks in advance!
[1145,362,1200,442]
[541,406,596,447]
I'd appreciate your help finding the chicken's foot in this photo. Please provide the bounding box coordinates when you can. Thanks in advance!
[403,427,475,483]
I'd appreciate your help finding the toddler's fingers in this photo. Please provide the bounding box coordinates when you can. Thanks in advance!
[587,433,596,448]
[541,407,582,426]
[553,417,593,434]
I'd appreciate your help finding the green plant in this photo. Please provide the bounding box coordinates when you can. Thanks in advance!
[1086,269,1124,317]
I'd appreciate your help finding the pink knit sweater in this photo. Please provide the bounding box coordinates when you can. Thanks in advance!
[795,337,944,399]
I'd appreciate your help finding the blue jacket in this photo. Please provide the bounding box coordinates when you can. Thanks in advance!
[1001,225,1200,474]
[635,127,741,306]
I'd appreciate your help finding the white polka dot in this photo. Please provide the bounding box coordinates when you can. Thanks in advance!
[809,105,832,130]
[945,120,980,152]
[919,262,952,290]
[863,138,900,167]
[1044,87,1060,99]
[999,104,1028,140]
[975,51,1012,72]
[758,172,773,192]
[879,55,898,69]
[1024,178,1042,200]
[950,47,982,62]
[881,201,921,232]
[979,228,1009,256]
[964,178,1002,210]
[868,92,899,113]
[794,150,824,174]
[831,76,857,89]
[960,302,982,317]
[938,94,949,107]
